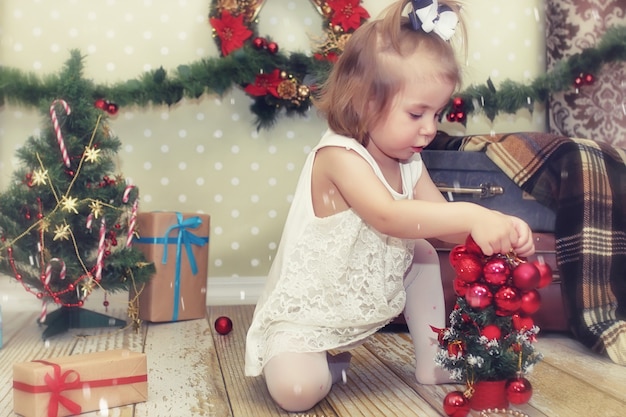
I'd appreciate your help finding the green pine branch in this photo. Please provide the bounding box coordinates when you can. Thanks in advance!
[0,26,624,128]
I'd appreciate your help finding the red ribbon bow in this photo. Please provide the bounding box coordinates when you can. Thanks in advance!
[33,360,82,417]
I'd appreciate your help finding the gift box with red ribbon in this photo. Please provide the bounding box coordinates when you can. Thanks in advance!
[13,349,147,417]
[132,212,210,322]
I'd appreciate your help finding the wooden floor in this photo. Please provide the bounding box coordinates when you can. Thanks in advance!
[1,280,625,417]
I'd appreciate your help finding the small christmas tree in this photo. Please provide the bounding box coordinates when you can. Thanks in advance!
[0,50,154,339]
[434,236,552,416]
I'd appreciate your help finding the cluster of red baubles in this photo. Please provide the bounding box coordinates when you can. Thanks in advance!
[252,36,279,55]
[446,96,466,124]
[441,236,553,417]
[94,98,119,115]
[450,236,552,328]
[573,72,595,88]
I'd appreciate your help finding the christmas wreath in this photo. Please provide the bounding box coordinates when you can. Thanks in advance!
[208,0,370,128]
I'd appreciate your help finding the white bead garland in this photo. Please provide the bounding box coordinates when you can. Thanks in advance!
[479,408,530,417]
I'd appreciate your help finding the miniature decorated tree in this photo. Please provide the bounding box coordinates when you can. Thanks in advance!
[434,236,553,417]
[0,50,154,339]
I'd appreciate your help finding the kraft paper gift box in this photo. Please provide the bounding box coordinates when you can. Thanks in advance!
[13,349,147,417]
[132,212,210,322]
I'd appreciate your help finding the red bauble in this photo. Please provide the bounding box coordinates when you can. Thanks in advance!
[94,98,107,110]
[443,391,470,417]
[506,376,533,404]
[267,41,279,54]
[584,73,594,85]
[464,235,483,255]
[494,285,522,315]
[512,262,541,290]
[512,313,535,332]
[453,278,470,297]
[532,259,553,289]
[481,324,502,340]
[483,257,511,286]
[465,283,493,309]
[214,316,233,335]
[519,289,541,315]
[453,255,483,283]
[106,102,119,115]
[252,36,267,49]
[449,245,469,268]
[446,112,457,122]
[452,96,464,108]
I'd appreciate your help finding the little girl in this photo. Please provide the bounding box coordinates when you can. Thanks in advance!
[245,0,535,412]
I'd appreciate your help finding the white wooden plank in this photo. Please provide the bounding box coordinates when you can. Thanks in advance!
[133,316,232,417]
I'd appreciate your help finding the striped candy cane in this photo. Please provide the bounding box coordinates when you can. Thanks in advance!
[49,99,72,168]
[122,184,136,203]
[95,217,106,281]
[43,257,67,285]
[86,212,94,229]
[126,200,138,247]
[40,301,49,323]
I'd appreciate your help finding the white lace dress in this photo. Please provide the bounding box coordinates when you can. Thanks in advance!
[244,130,423,376]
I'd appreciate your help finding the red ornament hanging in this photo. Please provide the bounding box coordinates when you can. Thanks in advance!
[464,235,483,256]
[483,257,510,286]
[252,36,267,50]
[465,283,493,309]
[453,277,470,297]
[512,262,541,290]
[519,289,541,315]
[449,245,470,268]
[494,285,522,316]
[453,255,483,283]
[505,376,533,404]
[266,41,279,54]
[446,96,467,124]
[214,316,233,335]
[94,98,107,110]
[442,390,470,417]
[512,313,535,332]
[532,259,553,289]
[106,102,119,115]
[481,324,502,340]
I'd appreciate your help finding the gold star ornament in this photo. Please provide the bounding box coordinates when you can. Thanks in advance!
[60,196,79,214]
[89,200,104,219]
[32,168,49,186]
[53,223,71,241]
[84,146,101,163]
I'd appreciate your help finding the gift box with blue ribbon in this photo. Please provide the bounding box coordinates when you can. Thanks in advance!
[132,212,210,322]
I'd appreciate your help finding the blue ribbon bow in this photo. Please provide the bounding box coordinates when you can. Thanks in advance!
[135,212,209,320]
[409,0,458,41]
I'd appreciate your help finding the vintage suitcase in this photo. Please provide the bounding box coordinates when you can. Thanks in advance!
[389,151,569,332]
[421,150,556,232]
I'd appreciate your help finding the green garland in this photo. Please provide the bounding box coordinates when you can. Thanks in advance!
[0,23,624,129]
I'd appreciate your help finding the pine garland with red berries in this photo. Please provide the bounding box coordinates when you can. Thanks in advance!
[0,2,623,129]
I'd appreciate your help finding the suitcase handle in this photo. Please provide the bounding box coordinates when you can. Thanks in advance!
[436,183,504,199]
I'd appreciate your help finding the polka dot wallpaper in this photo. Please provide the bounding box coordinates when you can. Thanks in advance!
[0,0,547,280]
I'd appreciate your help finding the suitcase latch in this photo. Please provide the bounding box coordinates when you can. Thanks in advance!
[436,183,504,199]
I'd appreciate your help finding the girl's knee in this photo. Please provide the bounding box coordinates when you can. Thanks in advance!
[265,371,331,412]
[263,352,332,412]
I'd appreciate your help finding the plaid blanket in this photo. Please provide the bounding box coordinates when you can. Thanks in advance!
[430,131,626,365]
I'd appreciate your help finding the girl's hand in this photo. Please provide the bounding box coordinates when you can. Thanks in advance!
[469,213,535,257]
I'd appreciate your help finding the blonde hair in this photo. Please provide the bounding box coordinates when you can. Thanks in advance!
[314,0,466,145]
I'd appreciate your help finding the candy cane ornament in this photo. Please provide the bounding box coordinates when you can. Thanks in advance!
[126,200,138,247]
[39,258,66,323]
[95,217,106,281]
[43,257,67,286]
[49,99,72,168]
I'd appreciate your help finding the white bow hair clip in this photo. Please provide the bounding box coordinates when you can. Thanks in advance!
[409,0,458,41]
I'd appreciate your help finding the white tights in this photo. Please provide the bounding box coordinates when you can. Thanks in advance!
[262,239,450,412]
